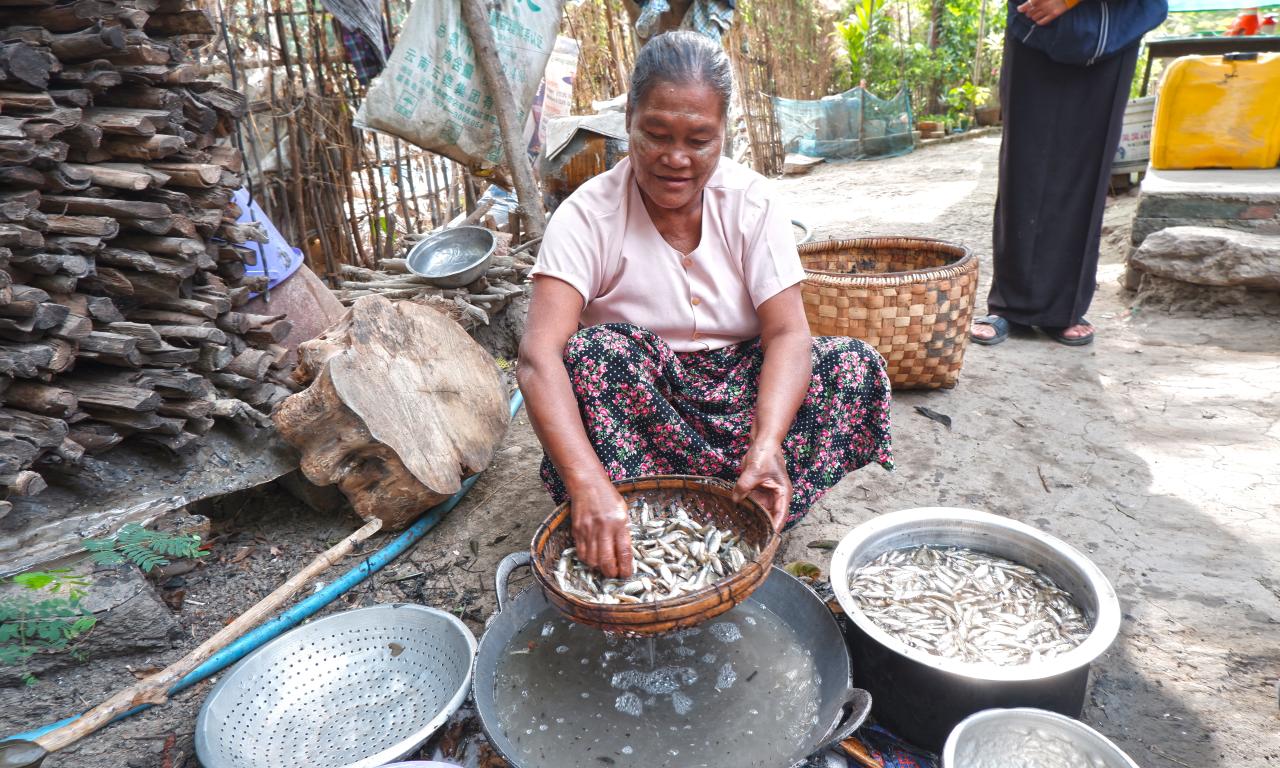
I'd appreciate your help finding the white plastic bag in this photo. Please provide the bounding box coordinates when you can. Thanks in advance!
[354,0,566,170]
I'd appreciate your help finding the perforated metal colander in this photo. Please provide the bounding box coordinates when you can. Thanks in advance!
[195,604,476,768]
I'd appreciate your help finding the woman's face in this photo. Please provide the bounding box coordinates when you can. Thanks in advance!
[627,80,724,213]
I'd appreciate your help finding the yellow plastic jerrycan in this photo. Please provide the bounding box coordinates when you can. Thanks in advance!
[1151,52,1280,170]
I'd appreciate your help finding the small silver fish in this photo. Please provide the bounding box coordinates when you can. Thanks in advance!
[555,498,759,605]
[849,545,1091,666]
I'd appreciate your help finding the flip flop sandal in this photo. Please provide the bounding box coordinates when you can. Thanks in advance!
[970,315,1011,345]
[1044,319,1095,346]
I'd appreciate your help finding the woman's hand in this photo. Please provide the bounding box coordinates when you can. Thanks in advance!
[570,480,634,579]
[732,441,791,532]
[1018,0,1071,25]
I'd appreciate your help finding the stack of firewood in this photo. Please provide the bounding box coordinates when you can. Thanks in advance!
[332,233,532,331]
[0,0,294,511]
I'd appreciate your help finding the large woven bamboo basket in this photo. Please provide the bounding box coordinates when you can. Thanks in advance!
[799,237,978,390]
[530,475,781,636]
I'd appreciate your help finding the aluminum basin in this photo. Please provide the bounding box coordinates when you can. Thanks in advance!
[942,708,1139,767]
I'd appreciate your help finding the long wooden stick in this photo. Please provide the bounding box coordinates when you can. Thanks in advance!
[458,0,547,239]
[34,517,385,754]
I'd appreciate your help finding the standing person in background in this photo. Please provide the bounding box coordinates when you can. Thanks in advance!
[970,0,1143,347]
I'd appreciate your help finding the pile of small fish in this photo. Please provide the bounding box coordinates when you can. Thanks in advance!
[554,500,758,605]
[848,545,1092,666]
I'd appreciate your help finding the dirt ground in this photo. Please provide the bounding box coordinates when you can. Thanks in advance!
[6,136,1279,768]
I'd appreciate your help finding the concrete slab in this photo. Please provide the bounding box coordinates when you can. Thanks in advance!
[1140,167,1280,198]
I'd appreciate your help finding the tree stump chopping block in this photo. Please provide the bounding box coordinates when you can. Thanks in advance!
[271,295,509,530]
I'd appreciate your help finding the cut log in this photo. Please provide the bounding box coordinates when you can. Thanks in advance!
[105,321,164,352]
[99,133,185,160]
[0,224,42,249]
[41,162,94,192]
[0,90,54,111]
[49,24,126,61]
[143,9,213,35]
[94,84,181,111]
[146,160,219,187]
[85,295,124,322]
[274,296,510,530]
[119,216,173,235]
[49,310,92,339]
[151,323,224,344]
[112,233,203,257]
[8,251,92,277]
[77,266,133,297]
[195,343,230,371]
[50,87,91,107]
[40,193,170,219]
[0,41,56,90]
[0,165,47,188]
[224,347,271,380]
[7,469,47,496]
[143,342,199,365]
[78,330,138,358]
[29,273,79,294]
[156,397,210,419]
[27,0,123,33]
[97,246,196,278]
[85,408,183,434]
[0,406,69,451]
[63,161,165,189]
[62,380,161,411]
[67,421,123,453]
[207,370,253,390]
[44,213,118,237]
[0,285,51,317]
[51,60,122,90]
[210,396,270,427]
[3,380,78,417]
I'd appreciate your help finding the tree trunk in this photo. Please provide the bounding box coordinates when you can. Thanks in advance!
[273,296,509,530]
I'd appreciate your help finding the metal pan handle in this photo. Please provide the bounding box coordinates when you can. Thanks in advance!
[816,687,873,753]
[494,551,532,614]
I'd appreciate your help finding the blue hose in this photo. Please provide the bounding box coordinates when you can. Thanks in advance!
[7,390,525,744]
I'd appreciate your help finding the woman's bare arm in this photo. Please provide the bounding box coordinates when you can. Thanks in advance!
[732,285,812,528]
[516,276,634,578]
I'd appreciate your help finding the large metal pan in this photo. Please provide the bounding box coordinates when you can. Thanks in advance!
[474,553,871,768]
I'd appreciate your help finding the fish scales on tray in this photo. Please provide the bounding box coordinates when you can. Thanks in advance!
[848,544,1092,666]
[555,500,759,605]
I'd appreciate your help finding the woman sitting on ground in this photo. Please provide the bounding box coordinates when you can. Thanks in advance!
[517,31,893,580]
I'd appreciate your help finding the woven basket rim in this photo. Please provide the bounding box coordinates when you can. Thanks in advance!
[799,236,976,286]
[531,475,780,615]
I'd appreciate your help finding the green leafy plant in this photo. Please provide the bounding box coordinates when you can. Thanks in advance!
[0,569,96,680]
[945,81,991,122]
[0,524,207,682]
[82,522,208,573]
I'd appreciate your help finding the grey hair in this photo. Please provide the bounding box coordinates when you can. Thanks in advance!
[629,31,733,117]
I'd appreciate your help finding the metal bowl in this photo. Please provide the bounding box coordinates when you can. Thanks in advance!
[829,507,1121,750]
[195,604,476,768]
[942,708,1139,768]
[405,225,496,288]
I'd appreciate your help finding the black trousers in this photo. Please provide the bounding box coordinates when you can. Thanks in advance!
[988,35,1140,328]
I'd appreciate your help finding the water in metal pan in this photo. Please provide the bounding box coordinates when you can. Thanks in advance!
[493,601,821,768]
[955,724,1116,768]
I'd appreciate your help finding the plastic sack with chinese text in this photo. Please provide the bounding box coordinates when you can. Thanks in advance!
[354,0,566,171]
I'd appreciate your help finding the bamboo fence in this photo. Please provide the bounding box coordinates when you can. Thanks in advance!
[198,0,839,277]
[201,0,467,280]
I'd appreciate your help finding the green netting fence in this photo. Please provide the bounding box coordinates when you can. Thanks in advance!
[771,86,915,161]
